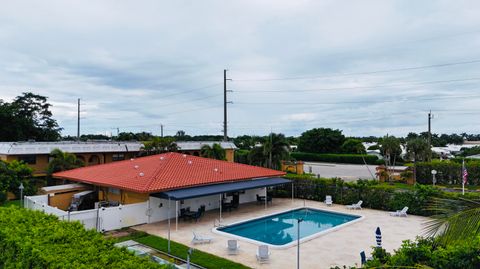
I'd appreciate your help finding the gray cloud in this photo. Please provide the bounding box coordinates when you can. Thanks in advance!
[1,0,480,138]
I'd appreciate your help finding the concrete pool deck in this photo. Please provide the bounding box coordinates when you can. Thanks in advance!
[134,198,429,269]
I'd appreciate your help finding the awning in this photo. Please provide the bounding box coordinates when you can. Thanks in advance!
[151,177,291,200]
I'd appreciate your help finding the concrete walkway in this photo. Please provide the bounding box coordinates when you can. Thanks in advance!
[134,198,428,269]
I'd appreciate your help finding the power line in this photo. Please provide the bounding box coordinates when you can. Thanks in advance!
[235,77,480,93]
[233,93,480,106]
[158,83,222,98]
[233,59,480,82]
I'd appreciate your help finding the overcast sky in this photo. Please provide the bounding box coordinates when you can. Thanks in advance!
[1,1,480,138]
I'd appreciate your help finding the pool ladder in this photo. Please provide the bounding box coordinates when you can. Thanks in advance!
[214,218,226,228]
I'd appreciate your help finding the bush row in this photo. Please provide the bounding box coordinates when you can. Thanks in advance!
[290,152,380,165]
[362,237,480,269]
[0,207,164,269]
[274,174,480,216]
[416,159,480,185]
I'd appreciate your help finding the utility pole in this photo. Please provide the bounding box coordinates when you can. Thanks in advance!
[223,69,232,141]
[161,124,164,137]
[116,128,120,137]
[428,111,432,162]
[77,98,81,141]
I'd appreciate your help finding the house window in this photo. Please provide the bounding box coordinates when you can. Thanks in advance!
[18,155,36,165]
[112,153,125,161]
[108,188,120,195]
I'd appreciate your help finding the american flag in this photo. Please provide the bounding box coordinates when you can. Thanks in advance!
[463,164,468,185]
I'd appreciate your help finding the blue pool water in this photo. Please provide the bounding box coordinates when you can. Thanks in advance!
[218,208,360,246]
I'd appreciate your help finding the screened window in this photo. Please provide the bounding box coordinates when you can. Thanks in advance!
[18,155,36,165]
[112,153,125,161]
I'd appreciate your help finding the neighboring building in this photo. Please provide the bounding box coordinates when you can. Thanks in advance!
[175,141,237,162]
[0,141,142,176]
[0,140,237,176]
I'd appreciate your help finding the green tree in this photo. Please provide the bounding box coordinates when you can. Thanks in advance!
[175,130,190,141]
[142,137,178,155]
[341,138,366,154]
[0,160,36,203]
[297,128,345,153]
[200,143,226,160]
[0,93,62,141]
[46,149,84,177]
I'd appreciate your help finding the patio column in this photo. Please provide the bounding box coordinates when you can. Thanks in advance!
[265,187,267,210]
[219,194,222,223]
[175,200,178,231]
[167,197,171,254]
[291,182,294,204]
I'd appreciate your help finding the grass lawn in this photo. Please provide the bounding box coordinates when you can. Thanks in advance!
[115,232,250,269]
[0,200,22,207]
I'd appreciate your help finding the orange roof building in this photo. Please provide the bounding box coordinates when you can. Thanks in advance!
[51,152,289,227]
[54,152,285,193]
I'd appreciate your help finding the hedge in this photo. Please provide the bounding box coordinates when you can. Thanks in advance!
[274,174,480,216]
[416,159,480,185]
[0,207,165,269]
[290,152,379,165]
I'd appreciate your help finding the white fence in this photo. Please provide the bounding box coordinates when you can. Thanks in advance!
[24,195,148,232]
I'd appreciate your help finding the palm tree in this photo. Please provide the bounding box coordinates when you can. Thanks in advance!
[379,135,402,182]
[406,138,430,183]
[248,133,290,169]
[47,149,84,176]
[425,197,480,245]
[200,143,226,160]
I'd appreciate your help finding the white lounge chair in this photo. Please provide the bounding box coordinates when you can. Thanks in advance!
[325,195,333,206]
[256,245,271,263]
[227,240,240,255]
[192,231,212,244]
[390,207,408,217]
[346,200,363,210]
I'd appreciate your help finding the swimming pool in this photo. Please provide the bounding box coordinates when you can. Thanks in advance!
[215,207,362,248]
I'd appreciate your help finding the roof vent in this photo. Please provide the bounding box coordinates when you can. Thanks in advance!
[160,156,165,160]
[188,160,192,165]
[214,168,218,172]
[134,165,139,169]
[130,158,134,161]
[182,154,187,158]
[139,172,144,177]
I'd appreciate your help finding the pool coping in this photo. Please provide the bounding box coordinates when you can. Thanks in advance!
[211,206,365,249]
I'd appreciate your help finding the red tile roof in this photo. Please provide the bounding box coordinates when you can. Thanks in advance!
[53,152,285,193]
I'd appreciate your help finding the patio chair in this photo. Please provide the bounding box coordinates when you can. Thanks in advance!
[227,240,240,255]
[325,195,333,206]
[346,200,363,210]
[390,206,408,217]
[360,251,372,265]
[192,231,212,244]
[256,245,271,263]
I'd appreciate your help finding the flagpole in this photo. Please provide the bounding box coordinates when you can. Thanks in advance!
[462,159,465,196]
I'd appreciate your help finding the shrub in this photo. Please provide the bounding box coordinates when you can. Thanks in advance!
[291,152,378,164]
[365,237,480,269]
[0,207,165,268]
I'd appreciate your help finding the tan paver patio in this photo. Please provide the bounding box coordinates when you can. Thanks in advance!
[134,198,429,269]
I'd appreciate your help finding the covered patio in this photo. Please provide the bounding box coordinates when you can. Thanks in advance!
[150,177,292,232]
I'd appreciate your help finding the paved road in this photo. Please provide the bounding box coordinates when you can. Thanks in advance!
[303,162,379,181]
